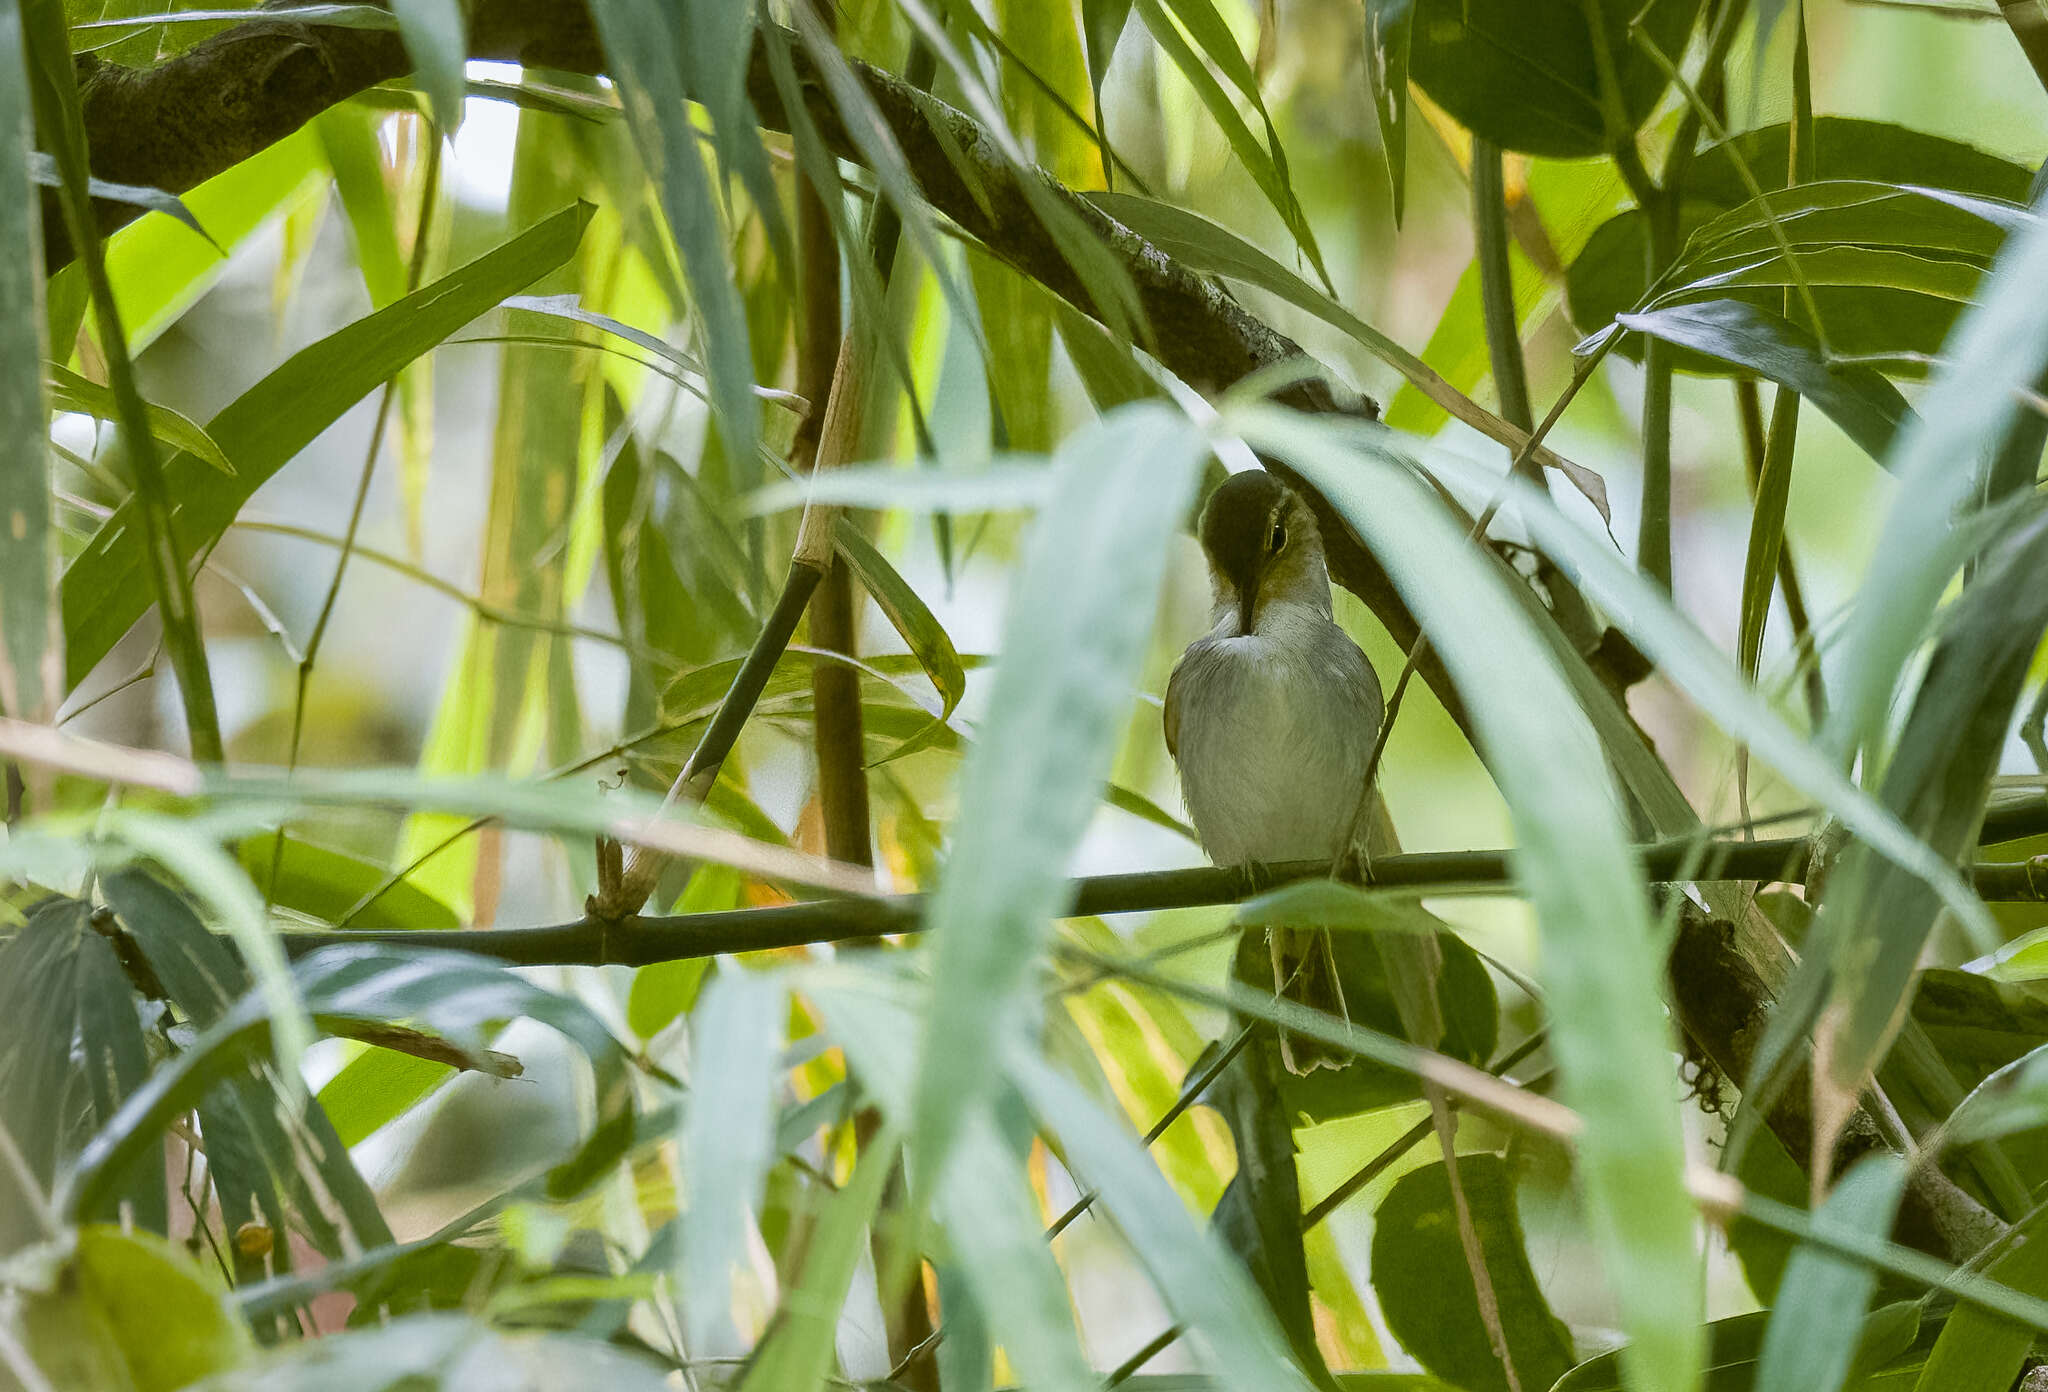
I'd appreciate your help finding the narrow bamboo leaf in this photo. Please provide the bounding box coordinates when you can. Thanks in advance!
[1738,390,1800,683]
[1410,440,1995,947]
[1011,1050,1317,1389]
[1946,1037,2048,1146]
[912,402,1205,1178]
[0,898,162,1250]
[1828,199,2048,766]
[832,519,967,759]
[390,0,466,135]
[1201,1033,1325,1376]
[46,362,235,475]
[1611,301,1908,462]
[182,1314,679,1391]
[1815,508,2048,1123]
[586,2,759,499]
[1756,1153,1908,1392]
[26,0,221,759]
[315,107,406,308]
[0,0,55,726]
[1232,406,1700,1392]
[1096,190,1609,517]
[734,1130,898,1392]
[1911,1203,2048,1392]
[1363,0,1414,224]
[70,4,396,35]
[64,945,637,1223]
[747,460,1052,515]
[679,969,785,1358]
[936,1110,1097,1392]
[60,202,591,689]
[26,151,214,244]
[1139,0,1332,289]
[233,835,460,931]
[678,0,788,275]
[102,866,393,1260]
[1081,0,1134,100]
[1371,1157,1576,1392]
[315,1045,453,1148]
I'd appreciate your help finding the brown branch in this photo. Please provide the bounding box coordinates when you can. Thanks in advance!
[282,836,2048,968]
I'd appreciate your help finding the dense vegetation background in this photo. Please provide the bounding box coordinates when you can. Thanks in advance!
[8,0,2048,1388]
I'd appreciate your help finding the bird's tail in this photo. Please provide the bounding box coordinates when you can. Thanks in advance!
[1271,925,1350,1075]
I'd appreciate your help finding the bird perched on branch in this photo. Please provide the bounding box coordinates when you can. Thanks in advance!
[1164,470,1394,1073]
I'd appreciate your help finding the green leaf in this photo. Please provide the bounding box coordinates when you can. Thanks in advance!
[0,897,161,1253]
[936,1110,1098,1392]
[1232,406,1700,1392]
[60,202,592,690]
[1569,120,2035,370]
[1911,1203,2048,1392]
[315,106,406,308]
[1135,0,1332,290]
[678,968,785,1357]
[1738,388,1800,684]
[391,0,467,135]
[1094,190,1608,515]
[1826,191,2048,799]
[177,1313,679,1392]
[734,1130,900,1392]
[102,867,393,1266]
[1809,507,2048,1133]
[315,1045,454,1149]
[26,150,215,244]
[45,362,236,475]
[832,519,968,761]
[0,0,55,727]
[1408,439,1994,946]
[1756,1154,1908,1392]
[1609,300,1909,461]
[19,1226,253,1390]
[235,835,460,932]
[912,402,1206,1177]
[589,3,757,495]
[1201,1032,1325,1378]
[1407,0,1703,158]
[1370,1156,1576,1392]
[1275,925,1497,1123]
[63,945,636,1223]
[1363,0,1414,224]
[1012,1050,1317,1389]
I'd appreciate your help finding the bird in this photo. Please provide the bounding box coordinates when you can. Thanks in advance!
[1164,469,1391,1074]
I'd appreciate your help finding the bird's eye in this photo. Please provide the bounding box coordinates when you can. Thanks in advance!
[1268,519,1287,552]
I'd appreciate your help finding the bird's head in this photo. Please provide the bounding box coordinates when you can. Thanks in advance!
[1195,471,1331,637]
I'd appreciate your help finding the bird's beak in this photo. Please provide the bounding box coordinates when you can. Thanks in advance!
[1232,556,1265,635]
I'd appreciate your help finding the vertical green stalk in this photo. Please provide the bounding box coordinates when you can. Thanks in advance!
[1637,198,1679,592]
[24,1,222,761]
[0,0,56,732]
[1471,138,1532,436]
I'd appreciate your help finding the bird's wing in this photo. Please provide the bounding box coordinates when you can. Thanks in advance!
[1162,656,1185,760]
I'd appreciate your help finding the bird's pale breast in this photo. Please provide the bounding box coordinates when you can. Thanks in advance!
[1167,613,1384,867]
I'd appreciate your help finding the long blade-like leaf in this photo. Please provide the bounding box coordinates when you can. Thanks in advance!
[911,401,1205,1178]
[1230,406,1701,1392]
